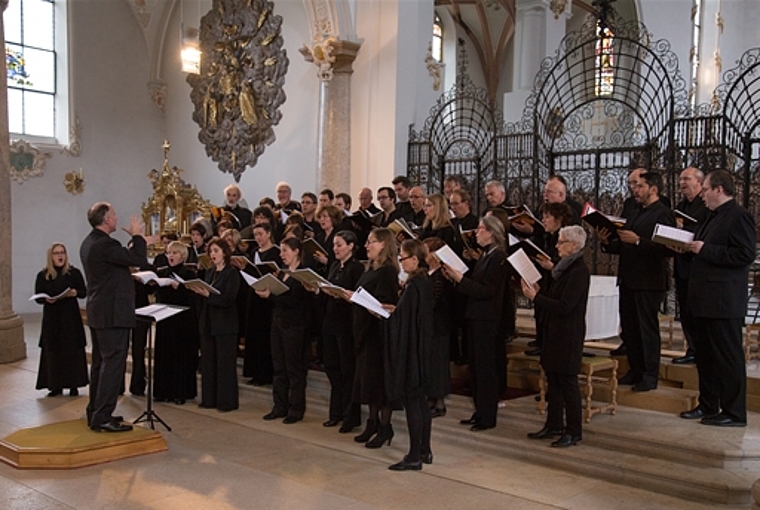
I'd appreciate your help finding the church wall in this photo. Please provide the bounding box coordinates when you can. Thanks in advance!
[11,0,164,314]
[162,0,319,207]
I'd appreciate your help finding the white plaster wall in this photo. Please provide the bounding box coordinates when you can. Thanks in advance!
[162,0,319,207]
[11,0,164,314]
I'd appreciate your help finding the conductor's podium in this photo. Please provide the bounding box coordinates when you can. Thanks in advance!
[507,353,618,423]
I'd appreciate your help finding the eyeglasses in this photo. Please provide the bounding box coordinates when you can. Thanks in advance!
[398,255,413,262]
[51,251,66,255]
[449,201,462,207]
[366,239,381,245]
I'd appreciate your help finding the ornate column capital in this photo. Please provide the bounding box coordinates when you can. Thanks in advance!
[300,38,361,81]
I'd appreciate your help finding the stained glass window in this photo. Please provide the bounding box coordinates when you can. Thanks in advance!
[5,0,57,138]
[595,22,614,97]
[432,14,443,62]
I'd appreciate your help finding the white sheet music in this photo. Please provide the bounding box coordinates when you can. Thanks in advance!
[507,249,542,285]
[435,244,469,274]
[136,304,188,322]
[350,286,391,319]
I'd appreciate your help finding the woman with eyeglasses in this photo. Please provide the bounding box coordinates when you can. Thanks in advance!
[442,216,509,432]
[33,243,89,397]
[349,228,400,448]
[521,225,590,447]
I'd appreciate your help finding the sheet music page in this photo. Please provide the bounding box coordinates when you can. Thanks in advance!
[435,245,469,274]
[135,303,188,321]
[350,286,391,318]
[240,271,259,287]
[507,249,542,285]
[29,287,72,301]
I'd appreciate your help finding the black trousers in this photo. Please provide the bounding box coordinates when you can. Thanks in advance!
[675,276,696,356]
[692,317,746,422]
[200,332,239,411]
[129,320,149,395]
[467,319,500,427]
[323,325,360,423]
[402,395,432,462]
[545,371,583,437]
[88,327,129,428]
[619,286,664,386]
[271,317,309,419]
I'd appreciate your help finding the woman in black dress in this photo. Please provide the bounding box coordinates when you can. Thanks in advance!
[521,225,590,447]
[422,236,453,417]
[419,193,457,248]
[443,216,509,432]
[318,230,365,432]
[313,205,342,272]
[256,238,311,424]
[153,241,199,405]
[350,228,400,448]
[34,243,88,396]
[243,223,281,385]
[385,239,436,471]
[190,237,240,412]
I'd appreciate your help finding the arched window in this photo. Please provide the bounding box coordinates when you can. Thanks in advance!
[5,0,68,143]
[595,22,614,96]
[432,13,443,62]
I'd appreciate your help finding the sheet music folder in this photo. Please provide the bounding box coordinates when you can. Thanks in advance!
[136,304,188,322]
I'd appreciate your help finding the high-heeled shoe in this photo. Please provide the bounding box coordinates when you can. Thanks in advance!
[354,419,378,443]
[388,456,422,471]
[365,423,394,448]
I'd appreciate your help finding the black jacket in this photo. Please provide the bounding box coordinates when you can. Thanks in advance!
[456,245,509,320]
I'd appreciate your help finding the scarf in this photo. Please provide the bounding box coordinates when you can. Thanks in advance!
[552,249,584,281]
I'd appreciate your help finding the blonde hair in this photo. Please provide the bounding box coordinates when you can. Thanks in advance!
[166,241,189,262]
[423,193,453,230]
[45,243,70,280]
[369,228,399,272]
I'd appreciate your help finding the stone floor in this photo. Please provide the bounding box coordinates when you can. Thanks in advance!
[0,314,753,509]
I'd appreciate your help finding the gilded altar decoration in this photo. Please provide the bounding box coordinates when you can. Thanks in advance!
[63,168,85,195]
[424,43,442,91]
[187,0,289,182]
[549,0,568,20]
[141,140,212,254]
[299,36,336,81]
[60,114,82,157]
[9,139,50,183]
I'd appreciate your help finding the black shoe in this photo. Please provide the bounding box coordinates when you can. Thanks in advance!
[700,414,746,427]
[198,403,215,409]
[632,382,657,392]
[524,347,541,356]
[283,416,302,424]
[527,427,563,439]
[430,407,447,418]
[69,388,79,397]
[470,423,494,431]
[618,372,641,385]
[420,452,434,465]
[174,398,186,405]
[389,456,422,471]
[91,420,133,433]
[680,407,717,420]
[551,434,581,447]
[365,424,394,448]
[47,390,62,397]
[610,345,627,356]
[323,419,341,427]
[263,410,286,421]
[460,415,477,425]
[672,354,696,365]
[339,419,361,434]
[527,340,538,347]
[111,415,124,422]
[354,419,378,443]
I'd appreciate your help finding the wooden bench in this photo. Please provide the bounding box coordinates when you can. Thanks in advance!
[507,353,618,423]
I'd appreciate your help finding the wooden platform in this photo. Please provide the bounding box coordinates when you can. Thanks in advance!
[0,420,167,469]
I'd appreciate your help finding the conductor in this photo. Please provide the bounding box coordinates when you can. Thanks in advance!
[80,202,152,432]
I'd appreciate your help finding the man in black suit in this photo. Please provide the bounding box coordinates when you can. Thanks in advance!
[80,203,152,432]
[222,184,252,230]
[600,171,675,392]
[671,167,710,365]
[679,170,756,427]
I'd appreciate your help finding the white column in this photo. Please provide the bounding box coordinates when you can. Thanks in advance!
[0,0,27,363]
[514,0,571,91]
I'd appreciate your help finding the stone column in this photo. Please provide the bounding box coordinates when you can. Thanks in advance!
[313,40,361,192]
[514,0,571,91]
[0,0,26,363]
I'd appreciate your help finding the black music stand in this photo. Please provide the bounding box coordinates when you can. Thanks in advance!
[134,304,188,431]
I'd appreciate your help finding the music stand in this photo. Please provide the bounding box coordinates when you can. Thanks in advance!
[134,304,188,431]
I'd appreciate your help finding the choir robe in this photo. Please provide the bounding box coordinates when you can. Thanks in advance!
[34,267,89,391]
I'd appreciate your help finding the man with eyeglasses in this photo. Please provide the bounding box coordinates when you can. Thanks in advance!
[377,186,402,227]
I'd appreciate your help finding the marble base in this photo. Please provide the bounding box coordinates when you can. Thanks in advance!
[0,313,25,363]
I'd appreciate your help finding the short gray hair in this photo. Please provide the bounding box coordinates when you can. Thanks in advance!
[485,180,505,192]
[559,225,586,251]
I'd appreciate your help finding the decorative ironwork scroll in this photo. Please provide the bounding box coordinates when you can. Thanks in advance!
[187,0,289,182]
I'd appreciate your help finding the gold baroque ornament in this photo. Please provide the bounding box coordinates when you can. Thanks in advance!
[187,0,289,182]
[9,139,50,183]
